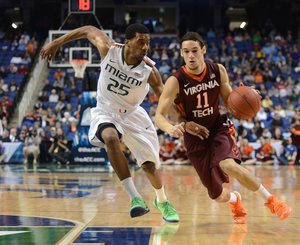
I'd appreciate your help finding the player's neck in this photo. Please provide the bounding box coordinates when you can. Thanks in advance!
[124,47,139,66]
[186,61,205,75]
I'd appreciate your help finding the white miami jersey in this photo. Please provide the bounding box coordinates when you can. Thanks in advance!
[97,43,155,113]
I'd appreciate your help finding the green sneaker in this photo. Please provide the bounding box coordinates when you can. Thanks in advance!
[153,198,179,222]
[33,159,37,165]
[23,159,28,164]
[130,197,150,218]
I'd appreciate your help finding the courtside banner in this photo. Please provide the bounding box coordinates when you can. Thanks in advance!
[71,92,108,164]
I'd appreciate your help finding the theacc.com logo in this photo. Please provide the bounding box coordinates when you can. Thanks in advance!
[74,157,106,162]
[78,147,102,153]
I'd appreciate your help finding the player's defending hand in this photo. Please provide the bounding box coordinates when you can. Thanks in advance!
[40,42,58,62]
[185,122,209,140]
[167,122,185,138]
[239,82,261,98]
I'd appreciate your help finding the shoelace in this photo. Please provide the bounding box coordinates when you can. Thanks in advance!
[273,200,285,214]
[132,198,143,207]
[232,204,246,215]
[163,202,176,215]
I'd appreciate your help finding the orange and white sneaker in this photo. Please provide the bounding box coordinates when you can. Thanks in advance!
[228,191,248,224]
[264,195,292,221]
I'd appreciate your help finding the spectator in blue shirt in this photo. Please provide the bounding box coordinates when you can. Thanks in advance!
[206,28,216,38]
[158,61,170,75]
[0,39,11,51]
[277,137,297,165]
[271,50,286,64]
[262,42,276,56]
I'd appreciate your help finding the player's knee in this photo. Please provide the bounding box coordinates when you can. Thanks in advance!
[141,161,156,174]
[101,131,120,147]
[219,158,238,175]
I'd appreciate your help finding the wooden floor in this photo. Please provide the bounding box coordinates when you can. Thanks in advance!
[0,163,299,245]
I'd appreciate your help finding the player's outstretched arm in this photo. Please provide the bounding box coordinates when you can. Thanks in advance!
[40,25,115,62]
[154,76,184,138]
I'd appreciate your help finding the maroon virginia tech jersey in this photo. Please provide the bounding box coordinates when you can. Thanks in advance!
[173,62,222,131]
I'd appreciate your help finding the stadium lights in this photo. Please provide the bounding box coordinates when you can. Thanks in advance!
[12,23,18,29]
[226,7,248,30]
[240,22,247,29]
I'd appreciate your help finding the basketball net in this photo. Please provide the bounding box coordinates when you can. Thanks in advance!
[70,59,88,78]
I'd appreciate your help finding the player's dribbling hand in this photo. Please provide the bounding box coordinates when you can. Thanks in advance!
[185,121,209,140]
[39,42,58,62]
[167,122,185,138]
[239,82,261,98]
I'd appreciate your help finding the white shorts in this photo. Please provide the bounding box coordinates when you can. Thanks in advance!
[88,106,160,168]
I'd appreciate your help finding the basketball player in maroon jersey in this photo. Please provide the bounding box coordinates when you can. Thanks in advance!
[155,32,292,223]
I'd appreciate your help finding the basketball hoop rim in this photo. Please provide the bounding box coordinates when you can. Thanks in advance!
[70,59,89,66]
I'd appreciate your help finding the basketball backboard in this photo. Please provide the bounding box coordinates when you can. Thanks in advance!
[48,29,113,68]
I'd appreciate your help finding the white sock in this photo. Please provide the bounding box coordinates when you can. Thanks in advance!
[153,186,167,203]
[121,177,142,200]
[254,184,272,203]
[228,192,238,203]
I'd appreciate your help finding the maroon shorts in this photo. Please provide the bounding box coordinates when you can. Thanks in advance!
[184,115,241,199]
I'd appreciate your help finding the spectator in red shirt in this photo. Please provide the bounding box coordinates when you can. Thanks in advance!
[2,106,9,118]
[7,63,18,74]
[17,65,29,75]
[0,94,12,109]
[276,79,287,90]
[225,32,234,42]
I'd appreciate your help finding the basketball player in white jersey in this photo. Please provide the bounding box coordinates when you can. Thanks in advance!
[40,23,180,222]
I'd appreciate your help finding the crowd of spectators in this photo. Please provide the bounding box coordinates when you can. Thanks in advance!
[16,67,82,164]
[0,28,36,130]
[0,31,80,164]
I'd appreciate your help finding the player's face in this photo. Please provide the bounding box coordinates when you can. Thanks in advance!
[181,40,206,72]
[127,33,150,62]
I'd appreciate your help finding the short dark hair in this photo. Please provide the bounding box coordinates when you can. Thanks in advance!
[125,23,150,40]
[179,32,205,48]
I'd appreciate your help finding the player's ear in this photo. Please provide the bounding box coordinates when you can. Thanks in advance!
[180,49,183,57]
[125,39,130,46]
[202,45,206,54]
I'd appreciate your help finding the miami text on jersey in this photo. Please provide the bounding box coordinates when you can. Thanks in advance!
[105,63,143,86]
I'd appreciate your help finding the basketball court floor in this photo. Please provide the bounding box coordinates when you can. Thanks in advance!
[0,163,299,245]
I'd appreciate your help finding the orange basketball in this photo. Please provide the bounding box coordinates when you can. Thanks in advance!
[227,86,261,120]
